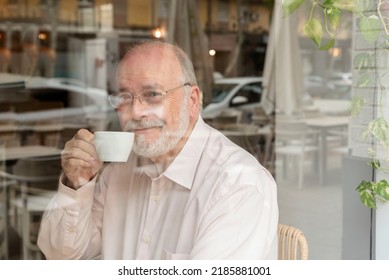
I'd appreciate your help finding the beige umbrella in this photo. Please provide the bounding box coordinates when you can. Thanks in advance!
[166,0,213,107]
[261,0,304,116]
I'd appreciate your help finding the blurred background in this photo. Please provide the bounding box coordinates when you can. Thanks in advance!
[0,0,364,260]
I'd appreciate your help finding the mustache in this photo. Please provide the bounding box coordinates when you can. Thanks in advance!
[124,119,165,131]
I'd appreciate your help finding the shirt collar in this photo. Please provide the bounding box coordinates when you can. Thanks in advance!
[163,117,209,190]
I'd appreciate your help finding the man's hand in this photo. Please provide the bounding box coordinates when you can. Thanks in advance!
[61,129,103,189]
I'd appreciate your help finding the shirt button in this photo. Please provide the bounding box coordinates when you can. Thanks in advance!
[143,236,150,245]
[153,195,160,202]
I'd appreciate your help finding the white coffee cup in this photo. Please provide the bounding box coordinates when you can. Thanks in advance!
[94,131,134,162]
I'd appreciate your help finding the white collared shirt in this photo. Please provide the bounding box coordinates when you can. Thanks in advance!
[38,117,278,259]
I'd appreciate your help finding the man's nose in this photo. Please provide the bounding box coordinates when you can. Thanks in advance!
[129,97,150,119]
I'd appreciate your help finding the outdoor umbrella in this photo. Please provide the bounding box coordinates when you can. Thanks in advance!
[166,0,213,107]
[261,0,304,116]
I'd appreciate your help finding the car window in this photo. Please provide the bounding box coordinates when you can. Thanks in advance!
[210,83,238,103]
[230,82,262,107]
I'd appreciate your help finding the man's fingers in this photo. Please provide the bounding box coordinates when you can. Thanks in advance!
[62,144,97,163]
[63,157,93,169]
[60,129,104,189]
[74,128,94,142]
[63,129,99,162]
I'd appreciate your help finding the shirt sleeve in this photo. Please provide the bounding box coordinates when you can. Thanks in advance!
[190,171,278,260]
[37,174,105,259]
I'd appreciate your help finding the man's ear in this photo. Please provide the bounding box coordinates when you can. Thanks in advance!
[188,86,201,118]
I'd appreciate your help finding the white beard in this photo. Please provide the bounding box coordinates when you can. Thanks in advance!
[125,97,190,158]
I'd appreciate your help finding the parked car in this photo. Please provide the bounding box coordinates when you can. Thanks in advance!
[327,72,352,89]
[201,77,263,119]
[0,73,119,130]
[304,75,328,97]
[304,72,352,99]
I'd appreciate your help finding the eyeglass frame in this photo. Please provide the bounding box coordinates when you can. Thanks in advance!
[108,82,193,110]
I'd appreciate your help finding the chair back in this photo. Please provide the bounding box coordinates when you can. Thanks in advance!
[12,156,61,191]
[276,118,320,145]
[252,106,271,126]
[278,224,309,260]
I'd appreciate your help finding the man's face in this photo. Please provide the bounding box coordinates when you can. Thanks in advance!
[115,46,190,159]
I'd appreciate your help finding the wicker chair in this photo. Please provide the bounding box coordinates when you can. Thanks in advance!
[278,224,309,260]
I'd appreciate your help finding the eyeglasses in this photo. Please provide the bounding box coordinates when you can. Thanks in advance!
[108,83,192,111]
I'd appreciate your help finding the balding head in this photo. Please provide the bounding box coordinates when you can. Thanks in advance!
[120,41,198,87]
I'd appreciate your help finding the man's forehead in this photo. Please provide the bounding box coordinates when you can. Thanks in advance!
[127,44,177,60]
[121,47,179,70]
[118,48,181,78]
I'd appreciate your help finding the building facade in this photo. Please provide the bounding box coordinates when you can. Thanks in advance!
[0,0,272,84]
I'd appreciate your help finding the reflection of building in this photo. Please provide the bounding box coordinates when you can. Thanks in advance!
[9,25,23,74]
[0,27,10,72]
[202,0,271,76]
[0,0,272,85]
[21,25,38,76]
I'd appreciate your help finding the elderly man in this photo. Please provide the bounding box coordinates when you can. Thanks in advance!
[37,41,278,259]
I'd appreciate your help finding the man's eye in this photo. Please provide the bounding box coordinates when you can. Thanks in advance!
[147,91,161,97]
[144,91,162,98]
[117,93,131,102]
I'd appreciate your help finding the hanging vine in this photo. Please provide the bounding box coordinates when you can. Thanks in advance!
[284,0,389,208]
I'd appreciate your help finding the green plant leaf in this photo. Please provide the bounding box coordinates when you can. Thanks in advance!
[374,179,389,201]
[319,38,335,50]
[282,0,305,17]
[353,53,373,73]
[327,7,342,30]
[367,117,389,148]
[368,159,381,169]
[360,16,382,44]
[322,0,334,8]
[356,180,372,192]
[353,0,374,12]
[350,96,365,117]
[356,73,371,87]
[367,148,377,158]
[356,180,376,208]
[303,19,323,47]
